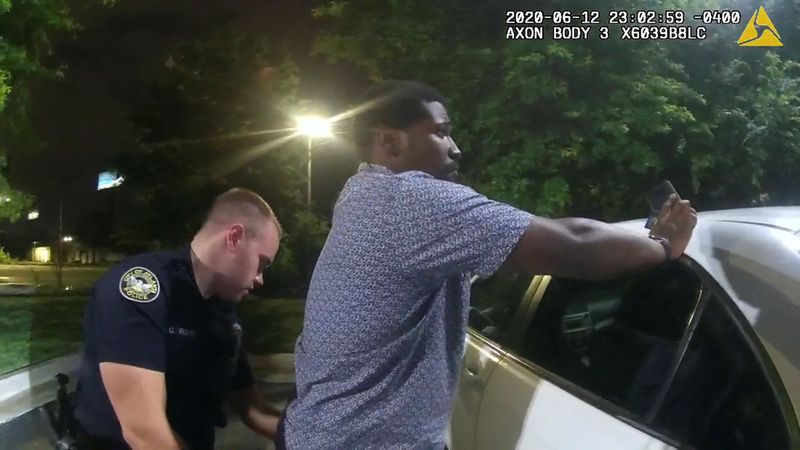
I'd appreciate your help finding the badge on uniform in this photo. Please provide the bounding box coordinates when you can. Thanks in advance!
[119,267,160,303]
[233,322,243,348]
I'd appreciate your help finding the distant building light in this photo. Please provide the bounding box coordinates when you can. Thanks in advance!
[33,246,51,263]
[27,210,39,220]
[97,171,125,191]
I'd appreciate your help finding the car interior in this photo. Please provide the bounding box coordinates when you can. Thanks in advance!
[653,298,792,450]
[521,263,702,417]
[466,263,794,450]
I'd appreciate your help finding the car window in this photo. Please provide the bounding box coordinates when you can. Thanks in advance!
[469,271,533,346]
[518,263,702,419]
[651,295,794,450]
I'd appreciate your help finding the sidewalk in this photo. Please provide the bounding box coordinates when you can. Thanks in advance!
[215,382,295,450]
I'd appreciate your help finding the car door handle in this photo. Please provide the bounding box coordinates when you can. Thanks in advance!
[464,366,484,388]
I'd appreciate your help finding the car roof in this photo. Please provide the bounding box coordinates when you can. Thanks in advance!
[692,206,800,233]
[616,206,800,232]
[616,206,800,419]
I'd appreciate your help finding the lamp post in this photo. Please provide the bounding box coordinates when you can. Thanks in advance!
[295,116,333,205]
[57,196,63,290]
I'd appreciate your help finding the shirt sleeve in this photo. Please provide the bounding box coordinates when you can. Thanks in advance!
[92,264,168,372]
[395,175,534,281]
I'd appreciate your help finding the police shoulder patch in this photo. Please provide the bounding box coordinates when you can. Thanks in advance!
[119,266,160,303]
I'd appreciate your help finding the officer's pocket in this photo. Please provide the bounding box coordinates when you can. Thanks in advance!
[164,333,205,416]
[165,332,202,374]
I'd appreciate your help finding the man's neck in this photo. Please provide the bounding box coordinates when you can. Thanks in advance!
[189,240,215,299]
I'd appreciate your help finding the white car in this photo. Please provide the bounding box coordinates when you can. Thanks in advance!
[450,207,800,450]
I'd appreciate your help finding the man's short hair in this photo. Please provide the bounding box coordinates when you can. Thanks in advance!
[204,188,282,237]
[352,80,447,161]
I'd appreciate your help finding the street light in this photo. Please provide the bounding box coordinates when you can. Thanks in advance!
[62,236,73,242]
[27,210,39,220]
[296,116,333,138]
[295,116,333,205]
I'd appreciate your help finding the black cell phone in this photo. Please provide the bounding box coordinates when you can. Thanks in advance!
[645,180,678,229]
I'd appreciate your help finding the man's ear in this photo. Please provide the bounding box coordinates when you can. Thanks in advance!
[226,224,245,249]
[377,127,405,158]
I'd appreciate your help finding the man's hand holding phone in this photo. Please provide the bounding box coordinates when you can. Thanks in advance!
[647,182,698,260]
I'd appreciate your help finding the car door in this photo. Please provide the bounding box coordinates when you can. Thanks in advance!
[450,272,540,450]
[644,283,799,450]
[450,333,505,450]
[474,263,706,449]
[474,357,676,450]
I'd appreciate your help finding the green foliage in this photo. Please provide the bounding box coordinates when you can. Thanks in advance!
[0,155,34,221]
[313,0,800,219]
[0,245,15,263]
[118,32,334,296]
[238,298,305,354]
[0,0,110,221]
[116,32,303,249]
[282,209,331,290]
[0,69,10,111]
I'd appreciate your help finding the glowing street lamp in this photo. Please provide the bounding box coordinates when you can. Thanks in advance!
[296,116,333,138]
[62,236,73,242]
[295,116,333,205]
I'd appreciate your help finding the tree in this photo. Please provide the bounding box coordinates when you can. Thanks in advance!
[0,0,111,221]
[116,32,331,296]
[312,0,800,219]
[116,32,303,245]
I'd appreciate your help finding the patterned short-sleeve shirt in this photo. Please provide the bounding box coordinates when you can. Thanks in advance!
[284,163,533,449]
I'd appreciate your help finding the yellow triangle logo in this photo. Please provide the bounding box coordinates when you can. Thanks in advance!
[737,6,783,47]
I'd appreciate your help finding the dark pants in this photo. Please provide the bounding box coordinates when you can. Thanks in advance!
[274,413,288,450]
[273,386,295,450]
[81,435,130,450]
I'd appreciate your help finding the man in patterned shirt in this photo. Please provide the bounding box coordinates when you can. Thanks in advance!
[277,81,697,449]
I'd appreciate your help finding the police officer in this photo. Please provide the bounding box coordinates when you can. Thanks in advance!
[72,188,282,450]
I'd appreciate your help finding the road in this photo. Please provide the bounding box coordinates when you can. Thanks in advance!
[0,264,108,291]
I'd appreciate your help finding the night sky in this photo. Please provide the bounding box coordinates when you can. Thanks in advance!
[7,0,366,242]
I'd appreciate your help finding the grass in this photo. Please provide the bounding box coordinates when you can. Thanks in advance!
[0,264,108,294]
[0,296,88,375]
[239,298,306,354]
[0,295,305,376]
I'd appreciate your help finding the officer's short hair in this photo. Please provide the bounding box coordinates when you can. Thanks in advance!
[205,188,283,237]
[351,80,447,162]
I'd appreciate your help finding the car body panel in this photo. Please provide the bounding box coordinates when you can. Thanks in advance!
[451,333,505,450]
[453,207,800,449]
[617,209,800,419]
[476,354,674,450]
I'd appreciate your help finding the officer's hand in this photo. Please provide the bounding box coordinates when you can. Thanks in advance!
[651,194,698,260]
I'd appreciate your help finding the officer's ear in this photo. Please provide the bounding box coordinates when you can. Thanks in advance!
[226,224,246,249]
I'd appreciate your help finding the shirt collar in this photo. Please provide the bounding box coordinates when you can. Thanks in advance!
[357,163,434,179]
[357,162,394,175]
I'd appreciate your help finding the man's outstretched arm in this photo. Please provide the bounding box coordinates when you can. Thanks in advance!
[506,195,697,280]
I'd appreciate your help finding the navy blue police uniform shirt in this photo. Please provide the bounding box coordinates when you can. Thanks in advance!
[73,246,255,450]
